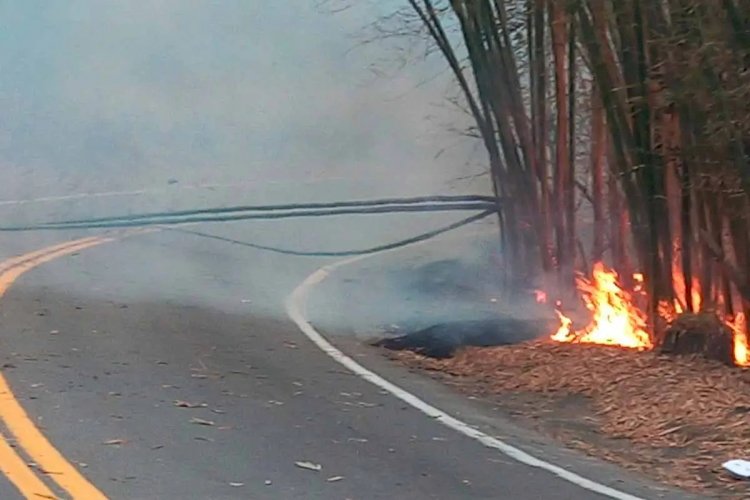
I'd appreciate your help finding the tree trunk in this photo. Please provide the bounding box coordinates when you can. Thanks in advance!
[591,86,606,261]
[550,0,571,282]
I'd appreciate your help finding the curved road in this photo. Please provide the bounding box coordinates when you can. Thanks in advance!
[0,217,697,499]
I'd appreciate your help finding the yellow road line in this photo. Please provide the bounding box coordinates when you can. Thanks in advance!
[0,434,57,499]
[0,237,102,274]
[0,236,115,499]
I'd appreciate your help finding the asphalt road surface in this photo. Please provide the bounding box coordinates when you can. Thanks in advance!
[0,195,701,500]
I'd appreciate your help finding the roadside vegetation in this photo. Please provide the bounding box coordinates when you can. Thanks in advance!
[366,1,750,495]
[393,0,750,362]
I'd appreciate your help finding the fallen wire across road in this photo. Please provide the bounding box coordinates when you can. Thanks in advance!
[37,194,500,226]
[0,202,496,231]
[165,209,495,257]
[0,195,500,232]
[0,194,501,257]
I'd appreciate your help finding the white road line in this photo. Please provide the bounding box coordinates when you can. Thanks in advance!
[0,174,445,207]
[286,255,647,500]
[0,182,254,206]
[3,181,645,498]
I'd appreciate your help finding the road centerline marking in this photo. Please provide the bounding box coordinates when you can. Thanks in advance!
[0,432,58,499]
[0,235,117,500]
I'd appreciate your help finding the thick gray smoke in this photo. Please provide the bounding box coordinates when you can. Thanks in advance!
[0,1,482,201]
[0,2,550,342]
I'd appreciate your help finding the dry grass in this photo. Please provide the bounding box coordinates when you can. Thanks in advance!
[390,341,750,497]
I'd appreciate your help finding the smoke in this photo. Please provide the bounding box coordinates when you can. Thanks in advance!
[307,226,557,341]
[0,2,537,339]
[0,1,483,200]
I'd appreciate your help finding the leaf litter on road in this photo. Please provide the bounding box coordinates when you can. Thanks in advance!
[102,439,126,446]
[295,461,322,472]
[189,417,215,426]
[174,400,207,408]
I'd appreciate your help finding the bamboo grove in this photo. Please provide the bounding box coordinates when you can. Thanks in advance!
[404,0,750,346]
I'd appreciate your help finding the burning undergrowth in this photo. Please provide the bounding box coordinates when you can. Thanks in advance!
[377,258,749,368]
[542,261,749,368]
[376,259,750,495]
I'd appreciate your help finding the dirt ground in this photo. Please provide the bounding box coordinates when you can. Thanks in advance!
[386,341,750,499]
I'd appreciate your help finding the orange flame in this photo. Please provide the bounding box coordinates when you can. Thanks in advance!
[728,313,750,367]
[671,261,702,313]
[551,310,573,342]
[551,262,652,350]
[632,273,644,293]
[691,279,702,312]
[547,262,748,367]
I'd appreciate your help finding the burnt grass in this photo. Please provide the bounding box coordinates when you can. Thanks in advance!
[372,317,555,358]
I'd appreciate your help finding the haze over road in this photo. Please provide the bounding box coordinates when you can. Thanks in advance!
[0,197,696,499]
[0,3,701,499]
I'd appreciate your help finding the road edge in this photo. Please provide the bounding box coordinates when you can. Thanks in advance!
[285,255,646,500]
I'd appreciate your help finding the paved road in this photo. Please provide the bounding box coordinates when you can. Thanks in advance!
[0,209,698,499]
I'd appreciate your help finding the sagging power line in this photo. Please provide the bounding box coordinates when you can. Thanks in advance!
[0,194,501,257]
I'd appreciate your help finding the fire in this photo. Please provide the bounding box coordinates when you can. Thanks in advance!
[691,281,702,312]
[632,273,644,293]
[670,261,702,313]
[660,296,748,367]
[728,313,750,367]
[657,299,676,323]
[551,306,573,341]
[548,261,749,366]
[534,290,547,304]
[551,262,653,350]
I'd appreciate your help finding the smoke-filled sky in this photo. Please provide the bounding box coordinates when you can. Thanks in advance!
[0,1,482,200]
[0,1,505,330]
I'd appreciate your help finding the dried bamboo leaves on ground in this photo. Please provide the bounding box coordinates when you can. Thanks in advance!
[388,342,750,498]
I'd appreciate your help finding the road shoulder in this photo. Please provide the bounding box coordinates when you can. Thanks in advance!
[319,334,704,500]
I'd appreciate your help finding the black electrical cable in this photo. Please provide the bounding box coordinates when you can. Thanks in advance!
[165,209,495,257]
[0,201,499,232]
[0,194,500,257]
[35,194,500,227]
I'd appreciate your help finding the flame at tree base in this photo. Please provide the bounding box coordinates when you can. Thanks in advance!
[551,262,653,350]
[548,262,749,367]
[729,313,750,367]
